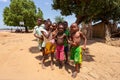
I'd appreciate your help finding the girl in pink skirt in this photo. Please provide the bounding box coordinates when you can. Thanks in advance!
[55,22,67,68]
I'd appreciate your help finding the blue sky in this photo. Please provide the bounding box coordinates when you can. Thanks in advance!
[0,0,76,28]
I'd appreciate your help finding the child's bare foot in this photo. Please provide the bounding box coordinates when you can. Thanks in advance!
[71,71,77,78]
[65,61,69,65]
[51,64,54,70]
[42,63,45,69]
[59,61,63,69]
[59,64,63,69]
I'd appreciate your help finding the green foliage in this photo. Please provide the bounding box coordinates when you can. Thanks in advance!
[36,8,43,20]
[54,16,65,23]
[52,0,120,24]
[3,0,43,31]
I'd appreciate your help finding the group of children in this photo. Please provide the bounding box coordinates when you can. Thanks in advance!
[33,18,87,78]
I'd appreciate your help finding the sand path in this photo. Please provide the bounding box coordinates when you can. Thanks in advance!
[0,32,120,80]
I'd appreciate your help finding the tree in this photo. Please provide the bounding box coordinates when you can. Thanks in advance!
[3,0,43,32]
[36,8,43,20]
[52,0,120,41]
[54,16,65,23]
[52,0,120,24]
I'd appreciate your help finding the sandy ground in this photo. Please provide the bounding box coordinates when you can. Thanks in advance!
[0,31,120,80]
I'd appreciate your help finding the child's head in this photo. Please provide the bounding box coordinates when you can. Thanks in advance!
[37,18,42,26]
[70,23,79,33]
[44,20,52,30]
[58,22,64,34]
[63,21,68,30]
[51,22,57,31]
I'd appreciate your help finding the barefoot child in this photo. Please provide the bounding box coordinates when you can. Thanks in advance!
[41,20,57,70]
[33,18,43,51]
[33,18,47,57]
[55,22,67,68]
[68,23,87,78]
[63,21,70,64]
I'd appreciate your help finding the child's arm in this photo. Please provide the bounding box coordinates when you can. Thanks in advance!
[41,30,51,39]
[34,33,43,40]
[54,33,58,44]
[68,36,78,46]
[67,34,77,46]
[68,40,78,46]
[65,34,68,43]
[52,31,57,39]
[80,32,87,49]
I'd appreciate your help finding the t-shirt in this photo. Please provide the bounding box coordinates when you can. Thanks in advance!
[64,29,70,47]
[33,24,46,37]
[33,24,47,44]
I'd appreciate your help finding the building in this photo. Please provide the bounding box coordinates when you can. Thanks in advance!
[92,22,117,38]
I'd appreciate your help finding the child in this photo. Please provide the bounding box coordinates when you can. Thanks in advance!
[68,23,87,78]
[63,21,70,64]
[33,18,47,58]
[55,22,67,68]
[41,20,56,70]
[51,22,58,35]
[33,18,43,51]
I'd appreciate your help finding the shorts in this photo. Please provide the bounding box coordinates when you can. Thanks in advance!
[56,45,64,61]
[45,42,56,54]
[70,46,82,64]
[64,46,69,53]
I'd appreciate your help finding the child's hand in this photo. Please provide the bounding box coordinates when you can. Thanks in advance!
[81,46,86,51]
[38,36,43,40]
[68,40,71,44]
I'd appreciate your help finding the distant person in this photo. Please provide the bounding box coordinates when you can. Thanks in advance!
[11,27,13,32]
[68,23,87,78]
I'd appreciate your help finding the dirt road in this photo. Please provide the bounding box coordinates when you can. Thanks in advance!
[0,32,120,80]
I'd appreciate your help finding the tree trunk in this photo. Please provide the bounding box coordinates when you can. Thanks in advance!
[112,22,117,32]
[87,21,93,40]
[105,23,111,45]
[75,16,85,25]
[25,26,29,33]
[81,22,87,37]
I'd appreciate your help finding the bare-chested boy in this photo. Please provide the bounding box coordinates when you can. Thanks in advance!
[68,23,87,78]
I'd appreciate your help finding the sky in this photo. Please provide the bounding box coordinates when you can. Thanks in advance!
[0,0,76,29]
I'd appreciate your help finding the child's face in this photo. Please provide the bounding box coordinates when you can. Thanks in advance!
[52,23,57,31]
[70,23,79,33]
[37,19,42,26]
[64,21,68,30]
[58,24,64,33]
[45,21,51,30]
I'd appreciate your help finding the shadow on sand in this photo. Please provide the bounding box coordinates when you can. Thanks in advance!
[33,46,95,74]
[29,46,40,53]
[35,54,51,68]
[82,47,95,62]
[64,47,95,74]
[35,55,43,61]
[32,39,37,42]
